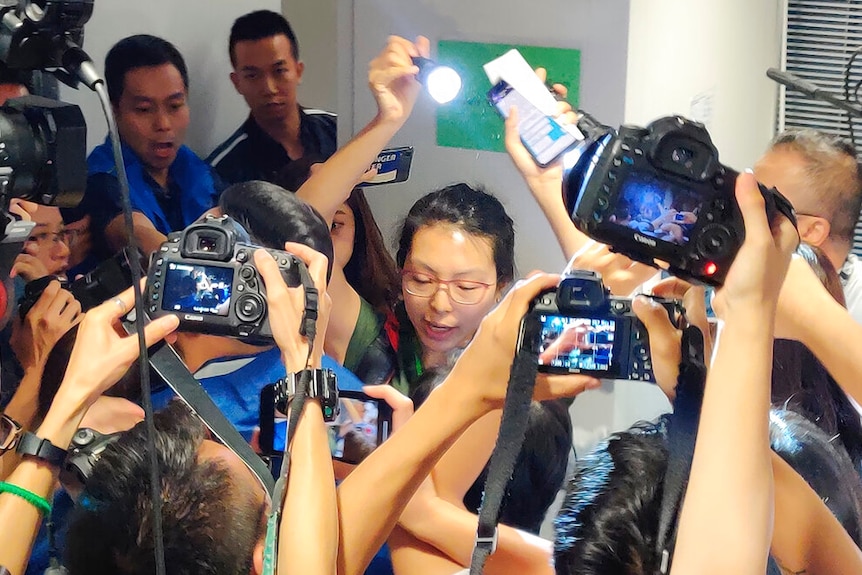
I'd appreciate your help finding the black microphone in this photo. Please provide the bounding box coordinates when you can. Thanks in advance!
[766,68,821,98]
[59,40,103,91]
[766,67,862,117]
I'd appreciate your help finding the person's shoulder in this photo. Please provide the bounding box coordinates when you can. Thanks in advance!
[206,121,254,169]
[301,107,338,130]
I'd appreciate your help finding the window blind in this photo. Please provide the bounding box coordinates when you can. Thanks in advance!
[782,0,862,254]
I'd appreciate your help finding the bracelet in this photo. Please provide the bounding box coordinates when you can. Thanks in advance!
[0,481,51,515]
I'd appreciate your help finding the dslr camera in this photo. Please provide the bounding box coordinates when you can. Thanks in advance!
[146,215,309,344]
[564,115,797,286]
[518,271,679,381]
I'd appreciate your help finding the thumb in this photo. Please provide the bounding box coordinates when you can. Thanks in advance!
[362,385,413,432]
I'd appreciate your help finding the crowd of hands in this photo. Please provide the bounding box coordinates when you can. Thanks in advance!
[1,33,861,575]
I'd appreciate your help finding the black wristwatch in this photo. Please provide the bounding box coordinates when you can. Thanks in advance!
[16,432,68,467]
[274,369,339,422]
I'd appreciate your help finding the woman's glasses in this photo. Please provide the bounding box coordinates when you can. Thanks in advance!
[401,270,495,305]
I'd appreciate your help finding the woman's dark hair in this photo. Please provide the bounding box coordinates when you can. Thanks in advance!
[770,408,862,544]
[343,187,400,311]
[771,242,862,470]
[105,35,189,105]
[464,399,573,534]
[396,184,515,285]
[411,366,572,534]
[219,180,334,281]
[274,160,400,311]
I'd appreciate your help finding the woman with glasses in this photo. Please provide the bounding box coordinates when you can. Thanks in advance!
[12,206,72,282]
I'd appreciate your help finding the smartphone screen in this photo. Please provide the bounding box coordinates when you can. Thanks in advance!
[258,388,392,463]
[488,81,579,166]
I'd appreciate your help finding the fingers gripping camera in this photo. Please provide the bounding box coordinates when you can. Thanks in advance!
[519,271,679,382]
[564,115,797,286]
[146,216,312,344]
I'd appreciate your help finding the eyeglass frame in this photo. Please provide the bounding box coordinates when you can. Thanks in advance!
[26,228,79,247]
[0,414,23,453]
[400,269,496,305]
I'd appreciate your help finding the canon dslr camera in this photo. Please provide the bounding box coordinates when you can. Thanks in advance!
[564,115,797,286]
[146,215,309,344]
[518,271,678,382]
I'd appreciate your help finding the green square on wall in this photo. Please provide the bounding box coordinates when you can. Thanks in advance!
[435,40,580,153]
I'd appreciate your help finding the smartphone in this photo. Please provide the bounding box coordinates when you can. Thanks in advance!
[487,80,580,167]
[258,388,392,463]
[357,146,414,187]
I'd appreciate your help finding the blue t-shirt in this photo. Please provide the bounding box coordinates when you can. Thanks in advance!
[151,346,364,440]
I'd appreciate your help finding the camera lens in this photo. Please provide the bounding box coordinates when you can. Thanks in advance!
[198,236,218,252]
[236,294,265,323]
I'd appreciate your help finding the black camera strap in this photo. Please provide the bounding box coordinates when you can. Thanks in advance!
[147,343,276,496]
[655,325,706,574]
[469,314,542,574]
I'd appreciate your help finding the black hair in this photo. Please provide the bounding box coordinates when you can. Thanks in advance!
[553,410,862,575]
[411,367,571,534]
[464,399,573,534]
[219,180,334,281]
[229,10,299,66]
[65,401,266,575]
[554,418,668,575]
[770,408,862,544]
[396,184,516,286]
[105,35,189,105]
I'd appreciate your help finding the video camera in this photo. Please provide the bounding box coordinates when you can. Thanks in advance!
[146,215,313,344]
[563,115,797,286]
[518,270,680,382]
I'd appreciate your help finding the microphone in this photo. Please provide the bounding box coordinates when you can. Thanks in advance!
[766,67,862,118]
[766,68,821,98]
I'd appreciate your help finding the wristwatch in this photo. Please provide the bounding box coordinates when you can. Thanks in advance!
[274,369,339,422]
[0,414,23,453]
[15,432,68,467]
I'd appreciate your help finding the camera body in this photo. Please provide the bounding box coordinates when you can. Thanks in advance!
[145,215,306,344]
[18,246,139,319]
[564,115,796,286]
[519,271,678,382]
[59,427,121,492]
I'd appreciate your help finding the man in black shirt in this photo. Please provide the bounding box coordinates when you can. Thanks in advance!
[207,10,338,186]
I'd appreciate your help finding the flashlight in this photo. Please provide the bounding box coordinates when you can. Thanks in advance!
[412,56,462,104]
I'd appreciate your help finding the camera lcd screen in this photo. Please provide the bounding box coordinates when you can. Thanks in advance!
[611,171,704,246]
[536,314,617,373]
[161,263,233,317]
[271,396,388,463]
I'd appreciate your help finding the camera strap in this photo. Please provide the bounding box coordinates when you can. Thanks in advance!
[469,313,542,575]
[655,325,706,574]
[147,343,276,496]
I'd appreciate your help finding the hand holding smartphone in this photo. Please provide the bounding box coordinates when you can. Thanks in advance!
[258,388,392,464]
[488,80,580,167]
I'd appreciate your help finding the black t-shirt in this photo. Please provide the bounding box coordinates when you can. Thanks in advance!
[206,106,338,185]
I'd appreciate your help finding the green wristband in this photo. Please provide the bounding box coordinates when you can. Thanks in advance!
[0,481,51,515]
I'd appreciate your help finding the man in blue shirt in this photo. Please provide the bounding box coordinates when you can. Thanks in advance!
[79,35,222,265]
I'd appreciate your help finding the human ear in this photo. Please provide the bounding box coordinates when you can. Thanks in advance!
[250,540,264,574]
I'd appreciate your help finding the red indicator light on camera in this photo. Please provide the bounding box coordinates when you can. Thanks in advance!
[704,262,718,276]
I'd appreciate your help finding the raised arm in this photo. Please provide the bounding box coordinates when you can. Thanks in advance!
[255,244,339,575]
[671,173,799,575]
[0,288,178,575]
[773,255,862,407]
[334,273,601,575]
[296,36,426,225]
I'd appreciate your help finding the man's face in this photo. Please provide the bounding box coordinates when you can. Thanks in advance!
[114,63,190,176]
[231,34,304,125]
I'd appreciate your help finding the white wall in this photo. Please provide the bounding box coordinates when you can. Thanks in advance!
[58,0,280,156]
[625,0,783,169]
